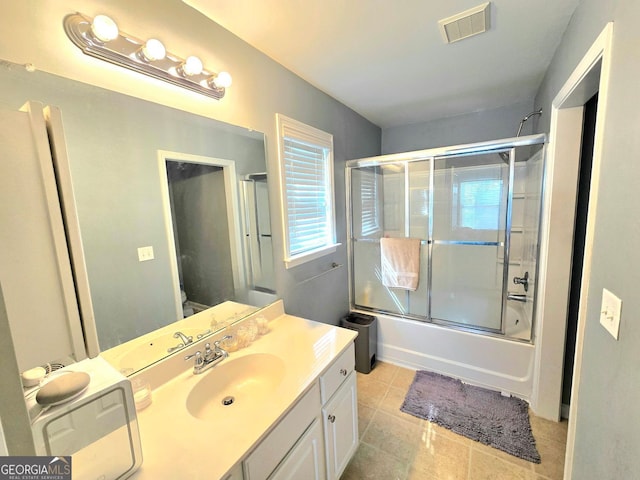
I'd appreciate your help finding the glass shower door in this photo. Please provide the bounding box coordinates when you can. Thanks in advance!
[430,152,511,332]
[351,163,409,314]
[350,160,430,317]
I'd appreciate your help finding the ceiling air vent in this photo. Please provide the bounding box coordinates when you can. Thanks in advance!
[438,2,491,44]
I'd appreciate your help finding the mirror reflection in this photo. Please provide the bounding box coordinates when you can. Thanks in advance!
[0,62,277,372]
[166,160,235,317]
[240,173,276,293]
[161,152,248,319]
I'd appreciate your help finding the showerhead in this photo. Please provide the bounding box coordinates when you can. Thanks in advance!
[516,108,543,137]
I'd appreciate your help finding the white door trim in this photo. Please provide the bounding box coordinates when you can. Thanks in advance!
[533,22,613,479]
[157,150,245,320]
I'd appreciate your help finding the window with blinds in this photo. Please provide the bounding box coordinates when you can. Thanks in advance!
[359,169,380,237]
[453,177,504,230]
[277,114,337,268]
[459,179,502,229]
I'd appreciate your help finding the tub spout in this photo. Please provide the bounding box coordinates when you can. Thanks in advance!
[507,293,527,303]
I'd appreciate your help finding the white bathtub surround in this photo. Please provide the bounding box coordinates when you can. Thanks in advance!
[371,311,535,400]
[127,300,357,479]
[505,301,532,341]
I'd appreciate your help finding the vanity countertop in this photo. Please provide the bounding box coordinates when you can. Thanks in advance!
[128,304,357,479]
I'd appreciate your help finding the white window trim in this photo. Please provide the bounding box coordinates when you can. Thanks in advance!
[276,114,339,269]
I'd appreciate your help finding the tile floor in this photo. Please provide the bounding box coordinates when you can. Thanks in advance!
[341,362,568,480]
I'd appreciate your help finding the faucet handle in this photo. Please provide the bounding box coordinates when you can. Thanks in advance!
[184,350,203,368]
[214,335,232,349]
[213,335,233,355]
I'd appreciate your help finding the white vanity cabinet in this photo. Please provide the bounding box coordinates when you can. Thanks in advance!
[319,344,359,480]
[222,463,244,480]
[243,383,323,480]
[241,342,357,480]
[269,419,326,480]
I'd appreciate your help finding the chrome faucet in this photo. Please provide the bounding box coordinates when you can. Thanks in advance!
[174,331,194,345]
[184,335,232,374]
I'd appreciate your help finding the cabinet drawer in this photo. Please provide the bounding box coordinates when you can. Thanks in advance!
[244,382,321,480]
[319,343,355,404]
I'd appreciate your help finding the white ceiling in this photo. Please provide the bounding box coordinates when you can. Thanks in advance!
[184,0,580,128]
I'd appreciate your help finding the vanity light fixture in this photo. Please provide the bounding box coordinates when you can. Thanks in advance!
[180,55,204,76]
[64,12,232,100]
[90,14,119,42]
[139,39,167,62]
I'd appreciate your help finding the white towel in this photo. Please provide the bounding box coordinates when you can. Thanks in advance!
[380,237,421,291]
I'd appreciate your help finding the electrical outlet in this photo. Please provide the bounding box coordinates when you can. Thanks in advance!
[137,246,154,262]
[600,288,622,340]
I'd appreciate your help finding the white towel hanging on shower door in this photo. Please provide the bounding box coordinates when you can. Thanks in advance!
[380,237,421,291]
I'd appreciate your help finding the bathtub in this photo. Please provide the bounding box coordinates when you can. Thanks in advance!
[505,301,532,341]
[366,310,536,400]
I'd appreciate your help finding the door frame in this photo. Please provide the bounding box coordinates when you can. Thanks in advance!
[531,22,613,478]
[157,150,245,320]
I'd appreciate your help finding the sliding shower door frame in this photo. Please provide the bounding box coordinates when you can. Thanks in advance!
[428,147,514,335]
[346,134,546,341]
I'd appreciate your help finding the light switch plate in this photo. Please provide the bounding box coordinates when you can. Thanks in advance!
[600,288,622,340]
[137,246,154,262]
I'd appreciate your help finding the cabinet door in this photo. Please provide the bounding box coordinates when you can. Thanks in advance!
[323,372,358,480]
[269,419,325,480]
[243,383,321,480]
[223,463,244,480]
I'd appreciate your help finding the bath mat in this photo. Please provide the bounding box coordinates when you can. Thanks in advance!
[400,370,541,463]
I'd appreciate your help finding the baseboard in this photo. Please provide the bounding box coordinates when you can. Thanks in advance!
[561,403,570,419]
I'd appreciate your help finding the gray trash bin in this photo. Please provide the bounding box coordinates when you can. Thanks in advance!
[340,313,377,374]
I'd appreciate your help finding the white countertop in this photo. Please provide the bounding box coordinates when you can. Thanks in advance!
[128,303,357,479]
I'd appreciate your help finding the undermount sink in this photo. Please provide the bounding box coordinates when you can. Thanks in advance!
[186,353,286,421]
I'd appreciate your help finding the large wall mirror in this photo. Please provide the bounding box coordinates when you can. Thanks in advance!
[0,62,277,373]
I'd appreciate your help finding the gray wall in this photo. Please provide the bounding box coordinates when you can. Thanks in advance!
[0,0,380,452]
[0,2,380,331]
[382,100,535,154]
[0,66,266,350]
[534,0,640,477]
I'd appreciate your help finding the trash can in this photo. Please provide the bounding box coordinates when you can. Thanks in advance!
[340,312,377,374]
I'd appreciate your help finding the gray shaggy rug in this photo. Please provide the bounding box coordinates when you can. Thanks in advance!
[400,370,541,463]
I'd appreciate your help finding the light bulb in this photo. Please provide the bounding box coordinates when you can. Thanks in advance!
[181,56,203,76]
[140,38,166,62]
[214,71,232,88]
[91,15,119,43]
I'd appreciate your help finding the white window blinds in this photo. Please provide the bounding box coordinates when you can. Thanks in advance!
[458,179,503,230]
[359,169,380,237]
[277,114,336,267]
[284,138,331,254]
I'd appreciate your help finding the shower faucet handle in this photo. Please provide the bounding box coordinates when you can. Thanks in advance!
[513,271,529,292]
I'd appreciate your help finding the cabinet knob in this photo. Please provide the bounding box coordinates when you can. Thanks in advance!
[328,414,336,423]
[339,368,347,376]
